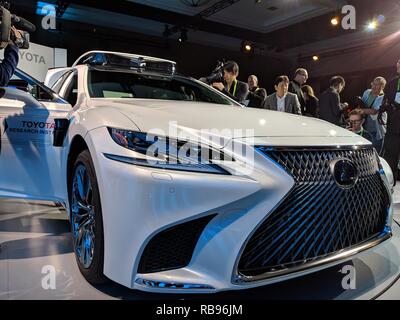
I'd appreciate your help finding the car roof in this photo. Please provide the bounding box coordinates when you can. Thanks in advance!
[72,51,176,67]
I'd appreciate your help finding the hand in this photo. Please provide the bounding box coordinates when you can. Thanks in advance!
[212,82,225,91]
[10,26,22,43]
[355,108,364,115]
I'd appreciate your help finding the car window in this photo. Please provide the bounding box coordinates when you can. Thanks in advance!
[9,71,54,101]
[87,69,235,105]
[52,70,73,93]
[61,73,78,106]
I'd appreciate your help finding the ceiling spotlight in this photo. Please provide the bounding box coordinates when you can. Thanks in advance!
[241,41,254,53]
[179,29,188,43]
[331,17,339,26]
[312,55,319,61]
[367,20,378,31]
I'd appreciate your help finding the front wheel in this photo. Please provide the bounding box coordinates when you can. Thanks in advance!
[70,150,108,284]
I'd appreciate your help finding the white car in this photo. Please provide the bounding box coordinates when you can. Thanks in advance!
[0,51,396,293]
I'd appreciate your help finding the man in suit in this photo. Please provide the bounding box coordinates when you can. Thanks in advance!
[262,75,302,115]
[246,75,267,108]
[319,76,347,126]
[212,61,249,105]
[289,68,308,114]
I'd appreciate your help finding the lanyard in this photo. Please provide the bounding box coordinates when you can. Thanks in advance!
[367,92,380,108]
[397,79,400,92]
[229,80,238,96]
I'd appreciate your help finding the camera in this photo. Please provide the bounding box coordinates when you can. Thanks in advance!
[203,61,225,85]
[0,1,36,50]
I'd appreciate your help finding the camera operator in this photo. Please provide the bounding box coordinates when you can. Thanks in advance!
[211,61,249,105]
[381,58,400,179]
[0,26,22,86]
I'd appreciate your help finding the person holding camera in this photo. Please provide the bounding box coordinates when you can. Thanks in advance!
[211,61,249,105]
[0,26,22,86]
[381,58,400,179]
[319,76,347,126]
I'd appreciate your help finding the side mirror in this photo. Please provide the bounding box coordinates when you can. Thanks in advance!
[53,118,70,147]
[7,79,30,92]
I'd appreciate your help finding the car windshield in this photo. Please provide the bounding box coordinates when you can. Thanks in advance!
[87,69,235,105]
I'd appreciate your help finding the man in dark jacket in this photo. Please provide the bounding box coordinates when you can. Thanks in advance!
[212,61,248,105]
[289,68,308,114]
[0,27,21,86]
[246,75,267,108]
[319,76,347,126]
[381,57,400,178]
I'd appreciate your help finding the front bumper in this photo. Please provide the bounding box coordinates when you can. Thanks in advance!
[86,127,394,293]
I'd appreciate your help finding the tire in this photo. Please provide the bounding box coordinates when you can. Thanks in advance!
[70,149,108,284]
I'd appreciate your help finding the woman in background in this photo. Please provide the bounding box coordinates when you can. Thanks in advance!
[302,85,319,117]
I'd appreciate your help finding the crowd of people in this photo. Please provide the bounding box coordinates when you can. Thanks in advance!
[209,58,400,176]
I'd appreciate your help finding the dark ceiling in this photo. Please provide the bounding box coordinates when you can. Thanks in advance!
[11,0,400,54]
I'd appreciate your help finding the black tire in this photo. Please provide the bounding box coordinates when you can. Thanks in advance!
[70,149,108,284]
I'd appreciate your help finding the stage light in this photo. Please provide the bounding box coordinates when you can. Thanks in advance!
[331,17,339,26]
[179,29,188,43]
[367,20,378,31]
[241,41,254,53]
[312,55,319,61]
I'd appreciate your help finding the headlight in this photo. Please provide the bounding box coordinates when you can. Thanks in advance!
[106,127,232,175]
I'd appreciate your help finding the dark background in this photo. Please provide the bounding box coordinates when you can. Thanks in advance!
[9,0,400,102]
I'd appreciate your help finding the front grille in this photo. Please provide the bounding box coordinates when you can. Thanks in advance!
[238,147,390,278]
[138,215,216,274]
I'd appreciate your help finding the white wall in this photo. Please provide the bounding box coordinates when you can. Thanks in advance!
[0,42,67,82]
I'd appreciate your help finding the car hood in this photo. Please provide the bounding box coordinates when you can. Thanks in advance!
[90,98,368,147]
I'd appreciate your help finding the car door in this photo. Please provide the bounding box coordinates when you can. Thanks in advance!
[0,69,71,201]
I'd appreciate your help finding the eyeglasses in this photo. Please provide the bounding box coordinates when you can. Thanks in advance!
[348,120,362,124]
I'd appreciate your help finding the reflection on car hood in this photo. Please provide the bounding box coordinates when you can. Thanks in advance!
[89,98,368,147]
